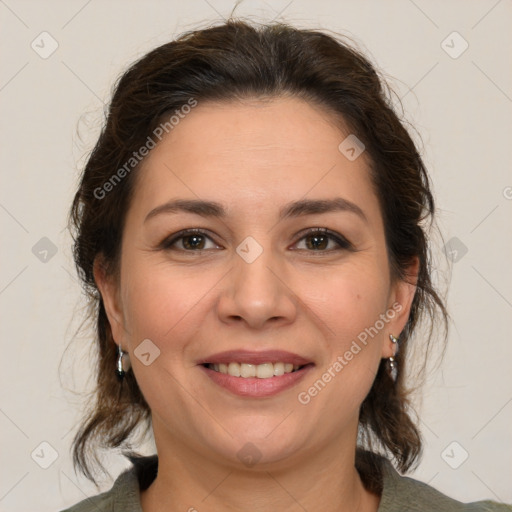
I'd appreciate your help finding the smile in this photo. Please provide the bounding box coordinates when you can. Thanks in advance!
[200,362,314,398]
[204,362,304,379]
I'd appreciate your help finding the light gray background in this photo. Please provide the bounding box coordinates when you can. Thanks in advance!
[1,1,511,510]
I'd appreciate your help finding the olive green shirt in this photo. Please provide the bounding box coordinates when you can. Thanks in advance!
[60,453,511,511]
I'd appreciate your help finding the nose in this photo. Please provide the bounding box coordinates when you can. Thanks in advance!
[216,245,297,330]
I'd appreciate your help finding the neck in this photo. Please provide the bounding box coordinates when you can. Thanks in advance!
[140,419,380,512]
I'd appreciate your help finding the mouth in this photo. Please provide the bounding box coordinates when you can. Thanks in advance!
[200,362,314,397]
[202,361,310,379]
[197,350,315,397]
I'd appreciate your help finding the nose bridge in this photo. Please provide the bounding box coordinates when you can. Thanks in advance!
[236,240,277,296]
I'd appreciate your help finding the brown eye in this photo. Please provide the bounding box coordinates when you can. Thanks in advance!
[161,229,221,251]
[294,228,353,252]
[181,234,207,250]
[159,227,352,254]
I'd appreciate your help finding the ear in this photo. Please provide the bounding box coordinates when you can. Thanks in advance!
[381,256,419,358]
[93,255,126,347]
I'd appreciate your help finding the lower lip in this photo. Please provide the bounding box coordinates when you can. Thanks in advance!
[199,364,314,398]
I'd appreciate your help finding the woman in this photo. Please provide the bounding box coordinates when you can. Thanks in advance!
[61,18,510,511]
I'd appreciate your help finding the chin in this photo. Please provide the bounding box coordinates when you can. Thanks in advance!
[205,423,307,469]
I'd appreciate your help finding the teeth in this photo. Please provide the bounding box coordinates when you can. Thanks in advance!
[208,362,302,378]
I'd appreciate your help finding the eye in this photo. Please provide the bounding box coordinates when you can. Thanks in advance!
[160,229,221,251]
[292,228,353,252]
[159,227,353,253]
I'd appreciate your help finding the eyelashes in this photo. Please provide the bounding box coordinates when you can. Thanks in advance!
[292,227,353,252]
[158,227,354,254]
[160,228,220,251]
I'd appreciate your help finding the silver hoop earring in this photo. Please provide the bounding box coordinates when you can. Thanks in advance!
[116,344,131,380]
[388,334,399,381]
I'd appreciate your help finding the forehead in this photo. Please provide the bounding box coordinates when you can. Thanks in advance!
[129,96,379,224]
[151,96,351,167]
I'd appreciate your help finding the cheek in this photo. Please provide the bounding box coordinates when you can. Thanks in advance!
[298,261,389,395]
[291,279,388,445]
[119,264,212,413]
[121,248,390,351]
[306,262,390,342]
[120,261,211,347]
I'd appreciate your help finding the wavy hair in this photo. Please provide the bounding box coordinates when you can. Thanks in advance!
[67,18,449,487]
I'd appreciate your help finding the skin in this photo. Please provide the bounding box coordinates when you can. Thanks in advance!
[95,96,418,512]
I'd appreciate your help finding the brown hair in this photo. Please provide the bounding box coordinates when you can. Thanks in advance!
[68,18,448,486]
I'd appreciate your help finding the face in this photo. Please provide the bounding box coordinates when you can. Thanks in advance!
[96,96,417,469]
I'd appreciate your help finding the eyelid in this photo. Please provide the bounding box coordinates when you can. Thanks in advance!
[158,228,221,251]
[291,227,353,251]
[159,227,353,253]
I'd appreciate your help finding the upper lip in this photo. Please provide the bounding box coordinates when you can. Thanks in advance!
[197,350,313,366]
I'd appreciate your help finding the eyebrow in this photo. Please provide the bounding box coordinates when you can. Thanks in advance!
[144,197,368,224]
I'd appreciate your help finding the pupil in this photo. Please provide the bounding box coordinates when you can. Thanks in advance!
[307,235,327,250]
[184,235,204,250]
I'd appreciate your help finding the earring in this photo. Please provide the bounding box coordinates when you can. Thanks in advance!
[388,334,399,381]
[115,344,131,380]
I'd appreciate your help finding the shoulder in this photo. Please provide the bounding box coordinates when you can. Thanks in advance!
[376,454,511,512]
[59,455,158,512]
